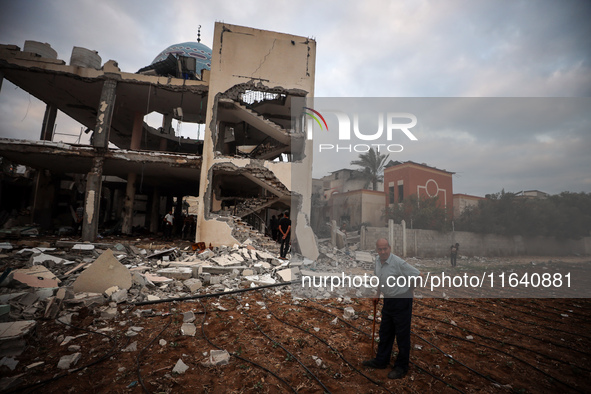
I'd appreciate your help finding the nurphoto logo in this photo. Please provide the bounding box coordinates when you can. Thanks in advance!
[304,108,418,153]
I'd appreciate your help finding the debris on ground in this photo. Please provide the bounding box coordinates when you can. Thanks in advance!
[0,230,590,392]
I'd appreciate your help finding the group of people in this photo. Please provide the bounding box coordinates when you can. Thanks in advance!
[161,211,196,240]
[270,211,291,259]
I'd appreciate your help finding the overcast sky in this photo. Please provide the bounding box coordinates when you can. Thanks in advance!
[0,0,589,196]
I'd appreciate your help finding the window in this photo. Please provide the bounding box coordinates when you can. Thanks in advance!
[389,186,395,204]
[398,184,404,202]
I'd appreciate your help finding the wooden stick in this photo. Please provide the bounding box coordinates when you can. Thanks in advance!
[371,300,377,357]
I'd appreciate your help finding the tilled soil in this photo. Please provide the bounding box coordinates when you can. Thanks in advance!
[4,291,590,393]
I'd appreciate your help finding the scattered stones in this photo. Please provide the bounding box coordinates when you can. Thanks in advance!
[183,311,196,323]
[181,323,196,336]
[173,359,189,374]
[206,349,230,366]
[0,357,18,371]
[111,289,128,304]
[122,341,138,352]
[276,268,292,282]
[156,268,192,280]
[57,353,81,370]
[343,307,355,320]
[183,278,202,292]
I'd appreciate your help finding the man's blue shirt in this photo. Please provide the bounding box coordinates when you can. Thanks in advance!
[375,253,420,298]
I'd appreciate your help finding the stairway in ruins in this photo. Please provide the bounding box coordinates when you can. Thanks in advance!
[218,98,292,145]
[217,215,280,254]
[235,196,281,218]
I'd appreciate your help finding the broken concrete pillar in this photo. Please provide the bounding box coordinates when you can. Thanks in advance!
[130,112,143,150]
[388,219,395,253]
[401,219,407,257]
[93,78,117,149]
[331,220,337,247]
[121,172,137,235]
[40,104,57,141]
[361,226,366,250]
[160,113,173,151]
[82,155,104,242]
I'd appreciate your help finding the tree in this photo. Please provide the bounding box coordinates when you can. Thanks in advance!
[455,190,591,239]
[385,194,450,231]
[350,148,389,191]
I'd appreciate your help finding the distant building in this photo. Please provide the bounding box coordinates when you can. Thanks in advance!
[312,168,385,230]
[384,160,454,213]
[516,190,548,199]
[329,189,385,228]
[453,193,485,217]
[315,169,379,201]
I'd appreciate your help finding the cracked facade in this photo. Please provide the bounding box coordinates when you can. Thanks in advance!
[0,22,318,259]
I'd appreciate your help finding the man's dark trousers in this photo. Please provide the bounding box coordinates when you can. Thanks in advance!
[280,235,289,258]
[374,295,413,370]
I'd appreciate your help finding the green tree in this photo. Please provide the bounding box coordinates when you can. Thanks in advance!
[350,148,389,191]
[455,190,591,239]
[385,194,450,231]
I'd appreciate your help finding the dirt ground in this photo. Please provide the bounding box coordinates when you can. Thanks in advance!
[3,258,591,394]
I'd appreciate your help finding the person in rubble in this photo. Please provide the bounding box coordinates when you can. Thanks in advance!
[163,210,174,240]
[278,211,291,259]
[182,214,195,240]
[363,238,420,380]
[270,215,279,241]
[450,242,459,267]
[75,205,84,235]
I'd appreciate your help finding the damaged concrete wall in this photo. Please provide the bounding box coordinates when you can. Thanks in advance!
[196,22,318,259]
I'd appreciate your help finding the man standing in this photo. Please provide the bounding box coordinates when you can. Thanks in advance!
[163,210,174,240]
[363,238,420,379]
[450,243,459,267]
[270,215,279,241]
[278,211,291,259]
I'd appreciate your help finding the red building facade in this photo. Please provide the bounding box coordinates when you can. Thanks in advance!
[384,161,454,213]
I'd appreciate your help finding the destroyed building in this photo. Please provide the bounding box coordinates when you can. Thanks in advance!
[0,23,318,260]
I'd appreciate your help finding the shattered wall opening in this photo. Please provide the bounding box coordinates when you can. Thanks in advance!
[214,85,304,162]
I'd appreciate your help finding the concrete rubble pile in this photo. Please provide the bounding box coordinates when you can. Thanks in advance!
[0,231,384,389]
[0,233,293,386]
[290,239,378,299]
[0,236,292,319]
